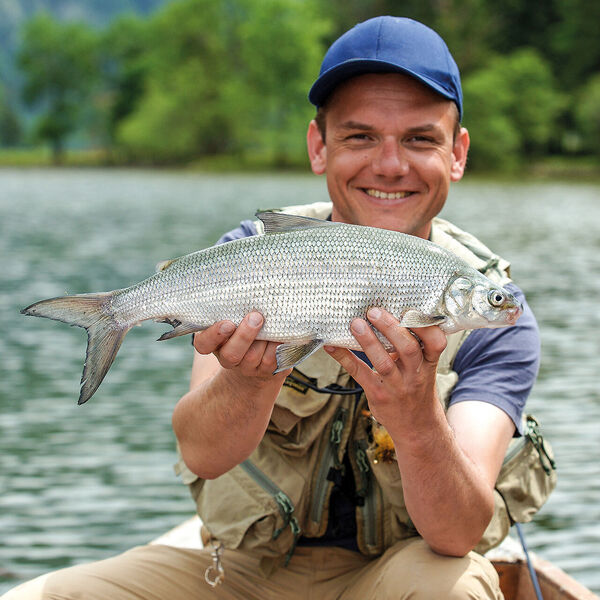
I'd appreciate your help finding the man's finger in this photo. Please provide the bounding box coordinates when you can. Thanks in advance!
[324,345,376,385]
[217,312,264,368]
[406,325,447,364]
[365,308,445,372]
[193,320,236,355]
[349,317,399,378]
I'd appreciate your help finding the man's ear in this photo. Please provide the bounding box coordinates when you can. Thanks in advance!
[307,119,326,175]
[450,127,470,182]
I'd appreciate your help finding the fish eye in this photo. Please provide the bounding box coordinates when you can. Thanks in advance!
[488,289,506,307]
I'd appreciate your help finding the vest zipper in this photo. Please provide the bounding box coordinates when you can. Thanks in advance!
[310,406,348,525]
[240,459,301,565]
[502,435,527,465]
[354,439,379,550]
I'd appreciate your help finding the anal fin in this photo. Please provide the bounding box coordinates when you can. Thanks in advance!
[274,338,324,373]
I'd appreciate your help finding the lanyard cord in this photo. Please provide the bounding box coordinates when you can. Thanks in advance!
[285,368,363,396]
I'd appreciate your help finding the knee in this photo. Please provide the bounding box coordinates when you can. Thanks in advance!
[2,566,99,600]
[374,541,501,600]
[1,572,55,600]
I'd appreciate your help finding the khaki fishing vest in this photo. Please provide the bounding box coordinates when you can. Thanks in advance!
[175,202,556,566]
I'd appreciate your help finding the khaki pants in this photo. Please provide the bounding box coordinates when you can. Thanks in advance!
[2,538,503,599]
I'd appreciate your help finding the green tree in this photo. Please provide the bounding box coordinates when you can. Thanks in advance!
[574,74,600,156]
[463,49,563,170]
[462,69,520,171]
[116,0,328,165]
[98,15,152,149]
[227,0,329,165]
[0,86,22,146]
[18,14,99,163]
[496,49,564,156]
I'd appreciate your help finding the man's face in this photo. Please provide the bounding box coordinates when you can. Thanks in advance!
[307,73,469,239]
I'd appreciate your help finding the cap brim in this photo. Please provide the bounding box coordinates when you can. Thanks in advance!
[308,59,458,113]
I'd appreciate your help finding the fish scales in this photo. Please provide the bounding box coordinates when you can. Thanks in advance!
[111,225,460,349]
[21,212,522,404]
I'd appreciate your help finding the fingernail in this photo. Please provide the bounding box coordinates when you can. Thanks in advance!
[324,345,335,353]
[219,321,235,335]
[368,308,382,321]
[352,319,366,334]
[248,313,263,327]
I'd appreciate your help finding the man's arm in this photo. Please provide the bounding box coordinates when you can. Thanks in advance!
[172,312,290,480]
[325,307,514,557]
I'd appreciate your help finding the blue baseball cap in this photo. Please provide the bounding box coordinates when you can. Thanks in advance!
[308,16,463,120]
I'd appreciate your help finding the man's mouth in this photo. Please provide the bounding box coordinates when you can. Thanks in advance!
[364,188,414,200]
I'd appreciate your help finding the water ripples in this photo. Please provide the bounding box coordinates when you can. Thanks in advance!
[1,170,598,593]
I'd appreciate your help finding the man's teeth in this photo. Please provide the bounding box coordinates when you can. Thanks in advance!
[365,189,412,199]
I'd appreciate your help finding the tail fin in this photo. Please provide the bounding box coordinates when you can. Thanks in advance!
[21,293,130,404]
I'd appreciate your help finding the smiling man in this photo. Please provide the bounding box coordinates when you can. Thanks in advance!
[307,71,469,237]
[3,16,548,600]
[170,16,543,600]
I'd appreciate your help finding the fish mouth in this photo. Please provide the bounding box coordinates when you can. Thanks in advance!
[505,302,523,325]
[363,188,415,200]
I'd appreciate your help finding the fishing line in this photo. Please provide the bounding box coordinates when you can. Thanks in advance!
[515,523,545,600]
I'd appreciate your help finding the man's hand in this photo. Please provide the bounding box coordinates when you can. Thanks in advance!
[325,307,513,555]
[191,312,291,385]
[324,307,447,429]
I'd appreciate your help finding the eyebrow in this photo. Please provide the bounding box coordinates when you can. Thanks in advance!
[338,120,374,131]
[338,121,444,136]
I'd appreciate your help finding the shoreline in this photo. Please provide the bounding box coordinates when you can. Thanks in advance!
[0,149,599,182]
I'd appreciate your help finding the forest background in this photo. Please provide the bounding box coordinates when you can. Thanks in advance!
[0,0,598,174]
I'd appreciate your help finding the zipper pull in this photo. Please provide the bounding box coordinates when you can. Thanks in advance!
[273,491,294,538]
[354,442,371,502]
[284,517,302,566]
[330,419,344,445]
[526,421,556,475]
[329,407,348,470]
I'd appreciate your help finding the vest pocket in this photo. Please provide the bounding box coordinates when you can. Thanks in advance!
[477,414,557,553]
[365,445,418,547]
[193,452,306,560]
[495,414,557,524]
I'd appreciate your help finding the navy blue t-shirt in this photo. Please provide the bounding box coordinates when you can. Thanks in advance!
[215,219,540,550]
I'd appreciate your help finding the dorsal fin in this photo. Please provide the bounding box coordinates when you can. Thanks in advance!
[155,258,177,272]
[256,211,336,234]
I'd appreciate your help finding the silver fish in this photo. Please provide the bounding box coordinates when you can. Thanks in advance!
[21,212,522,404]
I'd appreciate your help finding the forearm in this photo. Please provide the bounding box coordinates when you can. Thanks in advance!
[388,400,495,556]
[173,369,284,479]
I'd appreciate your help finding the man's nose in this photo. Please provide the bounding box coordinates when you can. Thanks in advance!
[372,138,409,177]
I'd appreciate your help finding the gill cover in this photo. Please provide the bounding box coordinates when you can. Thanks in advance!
[442,276,522,333]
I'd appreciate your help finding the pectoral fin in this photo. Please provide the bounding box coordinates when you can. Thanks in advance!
[274,338,324,373]
[399,310,446,328]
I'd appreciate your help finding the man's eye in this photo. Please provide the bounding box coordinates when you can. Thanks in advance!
[408,135,433,143]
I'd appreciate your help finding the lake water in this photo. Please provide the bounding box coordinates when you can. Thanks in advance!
[1,168,598,594]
